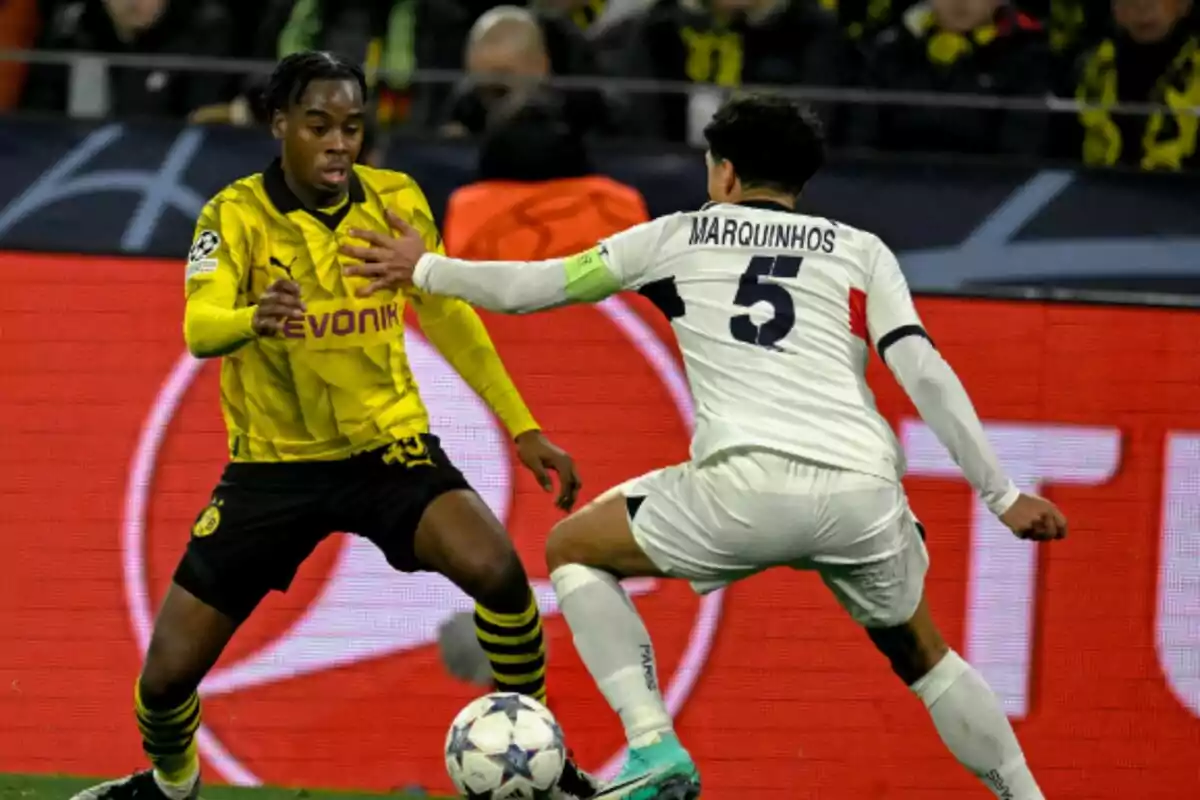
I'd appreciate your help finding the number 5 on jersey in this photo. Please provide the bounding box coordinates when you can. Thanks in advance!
[730,255,803,349]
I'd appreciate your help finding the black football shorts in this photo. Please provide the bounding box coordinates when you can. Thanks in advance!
[174,434,471,622]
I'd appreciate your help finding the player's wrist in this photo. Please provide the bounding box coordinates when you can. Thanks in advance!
[412,252,440,290]
[512,426,542,444]
[987,482,1021,517]
[241,306,265,337]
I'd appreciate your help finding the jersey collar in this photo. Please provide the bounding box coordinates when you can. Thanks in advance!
[263,158,366,230]
[701,199,799,213]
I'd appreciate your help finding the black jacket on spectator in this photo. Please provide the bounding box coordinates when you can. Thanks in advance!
[407,0,512,127]
[604,0,845,142]
[847,2,1052,157]
[831,0,918,43]
[22,0,235,118]
[1071,18,1200,171]
[432,10,620,137]
[477,93,593,181]
[244,0,507,130]
[1017,0,1109,71]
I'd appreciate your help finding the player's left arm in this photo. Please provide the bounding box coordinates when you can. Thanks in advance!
[416,291,586,508]
[866,238,1065,539]
[412,219,665,314]
[392,188,538,437]
[396,187,583,508]
[411,288,540,440]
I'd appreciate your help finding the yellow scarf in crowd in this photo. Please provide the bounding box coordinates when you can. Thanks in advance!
[1077,36,1200,170]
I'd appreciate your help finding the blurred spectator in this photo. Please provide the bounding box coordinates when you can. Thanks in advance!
[1072,0,1199,170]
[443,93,649,260]
[404,1,515,133]
[476,91,594,180]
[21,0,236,119]
[428,5,620,138]
[847,0,1053,156]
[1018,0,1109,68]
[0,0,39,111]
[190,0,461,163]
[191,0,403,131]
[253,0,499,119]
[824,0,917,42]
[606,0,844,143]
[532,0,653,30]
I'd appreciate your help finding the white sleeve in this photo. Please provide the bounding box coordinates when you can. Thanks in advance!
[864,239,927,353]
[412,218,665,313]
[867,239,1020,517]
[592,217,667,289]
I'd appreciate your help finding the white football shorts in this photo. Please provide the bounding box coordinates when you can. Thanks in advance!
[606,447,929,628]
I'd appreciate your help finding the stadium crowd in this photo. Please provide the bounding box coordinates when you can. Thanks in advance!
[0,0,1197,169]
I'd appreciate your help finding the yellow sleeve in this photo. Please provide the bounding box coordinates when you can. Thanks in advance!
[183,199,257,358]
[400,183,539,439]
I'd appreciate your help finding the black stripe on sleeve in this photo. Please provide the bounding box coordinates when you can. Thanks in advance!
[877,325,934,362]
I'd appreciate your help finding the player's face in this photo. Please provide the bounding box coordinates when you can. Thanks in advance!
[930,0,998,32]
[103,0,166,32]
[274,78,365,202]
[1113,0,1184,42]
[705,151,738,203]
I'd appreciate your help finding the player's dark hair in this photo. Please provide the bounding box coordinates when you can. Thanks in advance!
[264,51,367,117]
[703,94,826,197]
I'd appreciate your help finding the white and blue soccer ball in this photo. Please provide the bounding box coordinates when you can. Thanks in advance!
[445,692,567,799]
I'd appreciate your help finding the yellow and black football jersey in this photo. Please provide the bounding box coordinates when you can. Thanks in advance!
[183,160,537,462]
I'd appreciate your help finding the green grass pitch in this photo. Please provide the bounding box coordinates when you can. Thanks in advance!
[0,775,445,800]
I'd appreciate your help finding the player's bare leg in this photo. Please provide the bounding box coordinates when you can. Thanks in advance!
[413,488,600,800]
[867,597,1045,800]
[70,583,239,800]
[545,492,700,800]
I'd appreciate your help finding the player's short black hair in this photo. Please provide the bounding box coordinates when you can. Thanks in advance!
[703,94,826,197]
[264,51,367,117]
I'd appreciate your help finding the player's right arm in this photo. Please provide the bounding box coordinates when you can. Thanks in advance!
[864,238,1067,540]
[183,198,302,358]
[412,217,667,314]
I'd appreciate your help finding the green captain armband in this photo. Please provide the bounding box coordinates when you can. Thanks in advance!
[563,246,622,303]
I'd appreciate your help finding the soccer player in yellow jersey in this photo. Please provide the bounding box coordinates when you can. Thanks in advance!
[72,52,599,800]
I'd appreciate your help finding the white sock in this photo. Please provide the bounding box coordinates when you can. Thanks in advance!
[152,769,199,800]
[551,564,672,746]
[911,650,1044,800]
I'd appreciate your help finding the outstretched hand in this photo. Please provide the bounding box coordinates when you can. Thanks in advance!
[340,209,429,297]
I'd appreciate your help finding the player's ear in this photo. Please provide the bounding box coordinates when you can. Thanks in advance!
[719,159,738,199]
[270,110,287,141]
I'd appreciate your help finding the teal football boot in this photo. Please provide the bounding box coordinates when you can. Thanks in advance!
[596,732,701,800]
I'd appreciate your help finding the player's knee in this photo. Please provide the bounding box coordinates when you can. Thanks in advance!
[866,614,949,686]
[882,637,948,686]
[544,519,586,573]
[462,546,530,612]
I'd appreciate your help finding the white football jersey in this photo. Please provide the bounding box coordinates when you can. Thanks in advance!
[596,200,927,482]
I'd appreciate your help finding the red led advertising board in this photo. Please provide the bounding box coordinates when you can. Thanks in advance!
[1,252,1198,798]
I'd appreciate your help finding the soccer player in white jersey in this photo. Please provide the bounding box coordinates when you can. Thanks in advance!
[340,94,1066,800]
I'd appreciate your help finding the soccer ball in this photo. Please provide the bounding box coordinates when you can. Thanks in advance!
[445,692,567,799]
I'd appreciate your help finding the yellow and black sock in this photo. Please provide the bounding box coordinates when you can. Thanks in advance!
[134,683,201,788]
[474,590,548,704]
